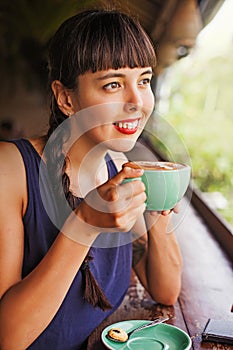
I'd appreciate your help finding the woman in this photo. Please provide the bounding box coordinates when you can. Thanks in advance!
[0,9,182,350]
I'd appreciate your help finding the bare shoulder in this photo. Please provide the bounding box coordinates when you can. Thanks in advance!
[107,150,128,171]
[0,141,27,212]
[0,141,27,296]
[0,136,47,212]
[0,141,25,175]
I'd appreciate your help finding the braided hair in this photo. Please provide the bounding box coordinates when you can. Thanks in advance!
[45,9,156,310]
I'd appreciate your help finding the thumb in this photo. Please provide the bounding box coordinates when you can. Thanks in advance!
[109,165,144,186]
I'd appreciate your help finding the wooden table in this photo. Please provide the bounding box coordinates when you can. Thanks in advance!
[87,199,233,349]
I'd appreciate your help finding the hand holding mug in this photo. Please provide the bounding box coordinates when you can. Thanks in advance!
[122,161,191,212]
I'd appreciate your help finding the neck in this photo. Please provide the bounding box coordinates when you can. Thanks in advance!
[65,140,109,198]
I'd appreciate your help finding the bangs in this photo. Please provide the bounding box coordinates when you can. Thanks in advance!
[49,10,156,87]
[74,11,156,74]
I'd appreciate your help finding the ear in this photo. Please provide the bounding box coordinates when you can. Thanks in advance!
[51,80,75,116]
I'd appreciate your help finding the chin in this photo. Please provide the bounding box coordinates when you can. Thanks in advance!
[106,138,137,153]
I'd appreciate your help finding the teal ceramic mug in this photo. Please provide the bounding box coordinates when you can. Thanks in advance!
[123,161,191,211]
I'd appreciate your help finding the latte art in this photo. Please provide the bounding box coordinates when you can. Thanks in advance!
[124,161,186,171]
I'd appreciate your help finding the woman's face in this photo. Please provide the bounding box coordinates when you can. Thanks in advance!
[69,67,155,153]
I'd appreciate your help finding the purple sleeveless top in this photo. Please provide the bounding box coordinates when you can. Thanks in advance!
[11,139,132,350]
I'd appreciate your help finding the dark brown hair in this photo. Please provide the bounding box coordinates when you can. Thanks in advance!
[46,8,156,310]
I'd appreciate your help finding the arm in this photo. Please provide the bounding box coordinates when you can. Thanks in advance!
[0,143,145,349]
[132,211,182,306]
[0,143,94,350]
[111,154,182,305]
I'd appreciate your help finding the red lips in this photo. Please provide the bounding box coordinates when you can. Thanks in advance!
[113,119,139,135]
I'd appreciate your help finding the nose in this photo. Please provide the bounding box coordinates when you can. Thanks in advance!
[124,103,139,113]
[123,87,143,114]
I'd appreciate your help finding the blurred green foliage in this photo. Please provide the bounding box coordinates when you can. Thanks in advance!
[153,50,233,226]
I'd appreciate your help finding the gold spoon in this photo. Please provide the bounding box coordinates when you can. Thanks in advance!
[106,316,169,343]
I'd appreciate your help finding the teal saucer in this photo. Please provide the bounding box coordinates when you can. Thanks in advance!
[101,320,192,350]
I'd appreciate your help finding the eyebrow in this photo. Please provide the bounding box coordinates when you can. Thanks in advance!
[96,69,153,80]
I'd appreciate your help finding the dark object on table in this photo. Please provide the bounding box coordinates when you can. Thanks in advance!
[202,319,233,345]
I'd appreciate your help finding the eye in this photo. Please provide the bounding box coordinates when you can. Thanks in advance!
[176,45,191,60]
[138,78,151,86]
[103,81,121,91]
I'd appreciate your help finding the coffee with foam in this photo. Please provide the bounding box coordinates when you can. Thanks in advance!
[124,161,186,171]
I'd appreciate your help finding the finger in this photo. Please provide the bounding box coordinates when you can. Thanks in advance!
[173,204,180,214]
[119,178,146,198]
[126,191,147,211]
[147,210,160,216]
[110,187,146,213]
[161,204,180,215]
[147,209,171,216]
[161,210,172,216]
[114,203,146,232]
[108,166,144,186]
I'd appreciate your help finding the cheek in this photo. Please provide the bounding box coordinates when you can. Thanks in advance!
[71,88,100,111]
[73,103,120,136]
[144,91,155,116]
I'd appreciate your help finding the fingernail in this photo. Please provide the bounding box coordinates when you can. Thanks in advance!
[132,168,144,173]
[124,166,143,173]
